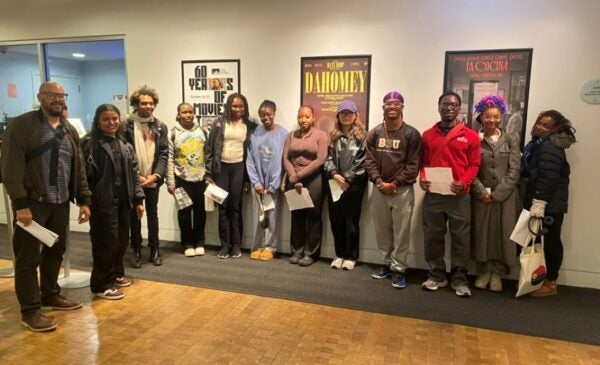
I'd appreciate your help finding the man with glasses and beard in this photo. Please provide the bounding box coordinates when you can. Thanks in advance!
[1,82,92,331]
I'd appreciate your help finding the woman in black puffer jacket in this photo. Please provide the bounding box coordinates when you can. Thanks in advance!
[520,109,576,297]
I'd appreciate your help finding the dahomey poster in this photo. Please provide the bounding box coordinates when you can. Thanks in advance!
[301,55,371,131]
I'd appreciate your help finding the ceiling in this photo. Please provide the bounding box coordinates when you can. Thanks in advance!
[46,40,124,61]
[1,40,124,61]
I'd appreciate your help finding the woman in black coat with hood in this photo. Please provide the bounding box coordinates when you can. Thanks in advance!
[521,109,576,297]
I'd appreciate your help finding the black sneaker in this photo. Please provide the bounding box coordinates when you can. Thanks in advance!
[231,247,242,258]
[217,247,230,259]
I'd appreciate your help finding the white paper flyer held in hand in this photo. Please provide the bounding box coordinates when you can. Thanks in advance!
[424,167,454,195]
[204,183,229,205]
[261,193,275,211]
[284,188,314,211]
[16,220,59,247]
[328,179,343,202]
[173,187,193,210]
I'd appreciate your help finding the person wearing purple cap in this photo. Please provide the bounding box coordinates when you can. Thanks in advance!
[364,91,422,288]
[324,100,367,270]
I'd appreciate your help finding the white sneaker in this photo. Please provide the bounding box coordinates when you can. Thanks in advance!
[422,278,448,291]
[195,247,205,256]
[184,248,195,257]
[95,288,124,300]
[452,283,472,297]
[330,257,343,269]
[341,260,356,271]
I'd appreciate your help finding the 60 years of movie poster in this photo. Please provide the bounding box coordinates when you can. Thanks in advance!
[181,59,240,129]
[301,55,371,131]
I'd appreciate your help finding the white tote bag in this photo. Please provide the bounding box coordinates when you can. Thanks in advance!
[515,235,547,297]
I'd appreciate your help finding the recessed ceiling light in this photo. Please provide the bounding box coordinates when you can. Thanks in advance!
[72,53,86,58]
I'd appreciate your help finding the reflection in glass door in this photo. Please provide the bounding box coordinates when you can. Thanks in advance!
[45,39,127,135]
[0,44,42,139]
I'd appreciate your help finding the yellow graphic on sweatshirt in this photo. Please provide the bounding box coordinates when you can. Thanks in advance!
[177,138,205,175]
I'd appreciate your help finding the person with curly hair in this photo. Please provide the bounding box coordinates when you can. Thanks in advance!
[470,96,520,293]
[123,85,169,268]
[521,110,576,297]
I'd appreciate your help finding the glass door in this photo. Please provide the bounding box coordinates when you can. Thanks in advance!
[44,39,127,135]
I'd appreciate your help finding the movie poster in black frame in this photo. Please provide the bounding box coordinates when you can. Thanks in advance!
[443,49,533,147]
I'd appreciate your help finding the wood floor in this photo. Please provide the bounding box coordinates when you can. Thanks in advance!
[0,259,598,365]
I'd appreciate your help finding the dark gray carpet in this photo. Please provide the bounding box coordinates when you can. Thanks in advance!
[1,224,598,345]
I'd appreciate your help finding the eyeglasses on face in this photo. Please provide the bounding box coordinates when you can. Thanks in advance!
[43,92,68,100]
[383,102,403,108]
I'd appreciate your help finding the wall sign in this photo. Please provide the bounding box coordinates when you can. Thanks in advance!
[580,79,600,104]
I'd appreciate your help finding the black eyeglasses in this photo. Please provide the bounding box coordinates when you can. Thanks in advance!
[43,92,68,100]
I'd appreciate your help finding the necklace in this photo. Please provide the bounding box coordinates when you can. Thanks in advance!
[383,121,403,139]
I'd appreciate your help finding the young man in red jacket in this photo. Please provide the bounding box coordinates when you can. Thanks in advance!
[419,91,481,297]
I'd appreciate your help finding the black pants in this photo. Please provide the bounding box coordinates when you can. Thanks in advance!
[12,201,70,314]
[214,162,244,250]
[130,186,160,249]
[544,213,564,281]
[328,187,365,261]
[290,173,324,258]
[89,204,130,293]
[176,176,206,248]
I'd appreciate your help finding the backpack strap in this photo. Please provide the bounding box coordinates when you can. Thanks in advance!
[25,135,59,162]
[429,123,465,163]
[25,121,76,162]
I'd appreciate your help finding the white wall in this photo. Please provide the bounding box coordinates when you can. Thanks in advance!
[1,0,598,288]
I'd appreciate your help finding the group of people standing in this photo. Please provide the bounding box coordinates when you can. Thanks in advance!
[1,81,576,332]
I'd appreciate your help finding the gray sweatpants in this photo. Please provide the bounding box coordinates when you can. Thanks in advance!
[252,191,281,252]
[371,185,414,273]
